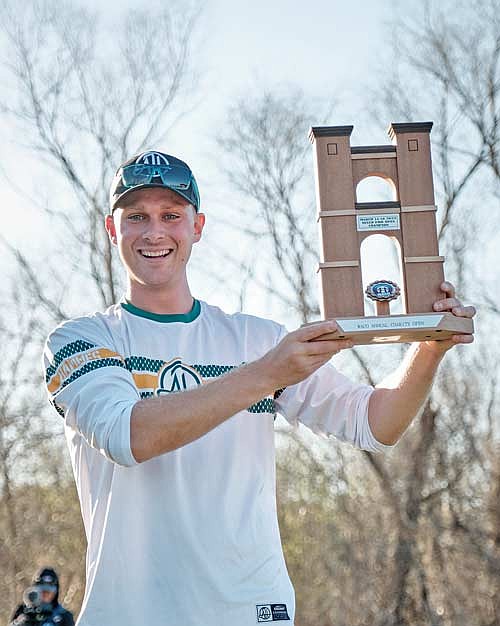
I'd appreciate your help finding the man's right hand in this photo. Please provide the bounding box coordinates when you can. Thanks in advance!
[259,321,353,391]
[131,321,353,463]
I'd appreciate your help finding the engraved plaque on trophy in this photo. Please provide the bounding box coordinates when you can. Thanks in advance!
[307,122,474,345]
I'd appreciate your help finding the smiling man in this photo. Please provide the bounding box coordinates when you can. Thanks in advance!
[43,150,475,626]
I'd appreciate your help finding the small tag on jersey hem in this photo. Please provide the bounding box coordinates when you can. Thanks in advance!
[256,603,290,622]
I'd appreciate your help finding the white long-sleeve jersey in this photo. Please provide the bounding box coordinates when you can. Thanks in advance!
[43,299,394,626]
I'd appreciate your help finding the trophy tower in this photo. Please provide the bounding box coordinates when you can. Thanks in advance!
[308,122,474,344]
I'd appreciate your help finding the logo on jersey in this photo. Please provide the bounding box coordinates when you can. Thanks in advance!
[156,358,202,395]
[135,151,170,166]
[256,604,290,622]
[257,606,272,622]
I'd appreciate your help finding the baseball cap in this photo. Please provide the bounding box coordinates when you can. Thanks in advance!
[33,567,58,592]
[38,583,57,592]
[109,150,200,213]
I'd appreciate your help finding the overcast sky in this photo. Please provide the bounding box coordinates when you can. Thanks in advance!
[172,0,402,318]
[82,0,399,178]
[152,0,398,166]
[1,0,413,323]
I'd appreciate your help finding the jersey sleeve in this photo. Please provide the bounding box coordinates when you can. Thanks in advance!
[43,317,140,467]
[274,325,395,453]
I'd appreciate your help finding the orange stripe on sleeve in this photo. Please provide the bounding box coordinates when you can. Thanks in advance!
[47,348,125,394]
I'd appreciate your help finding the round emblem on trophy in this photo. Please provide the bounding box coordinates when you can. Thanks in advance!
[365,280,401,302]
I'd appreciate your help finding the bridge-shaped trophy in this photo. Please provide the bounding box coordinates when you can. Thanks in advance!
[308,122,474,345]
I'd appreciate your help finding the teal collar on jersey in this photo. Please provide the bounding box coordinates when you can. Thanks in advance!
[121,298,201,323]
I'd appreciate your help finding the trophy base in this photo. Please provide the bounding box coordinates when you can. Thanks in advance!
[305,312,474,346]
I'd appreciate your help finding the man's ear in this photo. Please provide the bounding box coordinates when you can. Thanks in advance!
[105,214,118,246]
[193,212,205,242]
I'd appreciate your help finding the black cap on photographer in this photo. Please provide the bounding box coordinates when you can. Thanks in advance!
[33,567,59,604]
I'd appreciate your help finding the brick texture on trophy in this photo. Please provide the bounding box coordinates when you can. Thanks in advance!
[309,122,443,319]
[306,122,473,345]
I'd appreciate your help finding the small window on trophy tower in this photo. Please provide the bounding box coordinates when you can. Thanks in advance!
[360,235,405,315]
[356,175,396,203]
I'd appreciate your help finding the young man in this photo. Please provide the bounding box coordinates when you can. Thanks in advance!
[43,151,475,626]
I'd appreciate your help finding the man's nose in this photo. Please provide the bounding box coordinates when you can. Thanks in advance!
[143,217,168,242]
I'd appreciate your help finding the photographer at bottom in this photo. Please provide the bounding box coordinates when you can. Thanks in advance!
[9,568,75,626]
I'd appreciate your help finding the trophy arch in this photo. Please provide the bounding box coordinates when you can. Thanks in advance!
[355,174,396,203]
[356,174,404,316]
[360,233,405,315]
[310,122,443,319]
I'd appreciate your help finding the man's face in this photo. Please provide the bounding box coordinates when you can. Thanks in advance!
[40,589,55,604]
[105,187,205,290]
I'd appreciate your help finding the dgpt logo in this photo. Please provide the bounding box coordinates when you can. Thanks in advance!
[156,359,202,395]
[135,151,170,166]
[256,605,272,622]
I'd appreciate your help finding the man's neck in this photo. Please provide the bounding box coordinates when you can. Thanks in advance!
[126,281,194,315]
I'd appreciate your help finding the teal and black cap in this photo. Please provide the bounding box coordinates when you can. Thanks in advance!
[109,150,200,213]
[33,567,58,594]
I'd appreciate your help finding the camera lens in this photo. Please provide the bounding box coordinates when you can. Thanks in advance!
[27,590,38,603]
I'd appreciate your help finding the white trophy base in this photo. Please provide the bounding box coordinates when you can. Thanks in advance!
[306,312,474,346]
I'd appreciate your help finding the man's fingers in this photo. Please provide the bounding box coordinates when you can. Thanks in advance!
[303,338,354,355]
[308,350,349,370]
[434,297,461,311]
[451,334,475,344]
[434,298,476,318]
[451,305,476,318]
[440,281,456,298]
[294,321,337,342]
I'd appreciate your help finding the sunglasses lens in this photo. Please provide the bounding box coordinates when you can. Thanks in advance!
[121,164,192,189]
[158,164,192,189]
[121,164,159,186]
[116,163,199,210]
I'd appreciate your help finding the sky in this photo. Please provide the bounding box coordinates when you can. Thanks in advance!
[118,0,400,321]
[1,0,425,326]
[158,0,398,162]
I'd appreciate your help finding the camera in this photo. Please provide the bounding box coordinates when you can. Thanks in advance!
[19,585,54,625]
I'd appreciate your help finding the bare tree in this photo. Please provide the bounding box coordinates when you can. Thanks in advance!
[216,89,330,323]
[216,4,500,621]
[369,3,500,622]
[0,0,202,316]
[372,0,500,296]
[0,285,74,620]
[0,1,203,621]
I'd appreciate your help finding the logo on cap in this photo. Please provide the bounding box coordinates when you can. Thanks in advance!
[135,151,170,166]
[42,575,55,583]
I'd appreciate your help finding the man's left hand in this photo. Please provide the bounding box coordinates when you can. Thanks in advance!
[424,281,476,354]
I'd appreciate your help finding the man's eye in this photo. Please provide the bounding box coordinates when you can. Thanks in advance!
[128,214,144,221]
[164,214,180,220]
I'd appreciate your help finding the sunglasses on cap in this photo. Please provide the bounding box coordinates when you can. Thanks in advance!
[110,151,200,213]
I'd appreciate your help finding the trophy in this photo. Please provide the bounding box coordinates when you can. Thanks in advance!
[308,122,474,345]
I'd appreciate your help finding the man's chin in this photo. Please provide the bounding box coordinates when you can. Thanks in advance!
[129,270,180,289]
